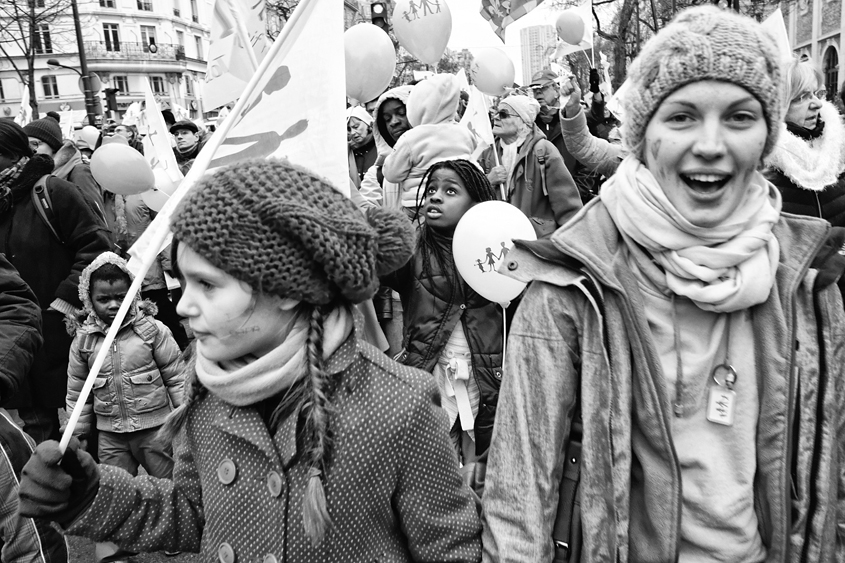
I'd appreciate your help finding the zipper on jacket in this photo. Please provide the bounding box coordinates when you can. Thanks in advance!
[111,340,129,430]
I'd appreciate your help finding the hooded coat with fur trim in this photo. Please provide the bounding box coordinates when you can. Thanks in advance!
[65,252,184,437]
[765,100,845,227]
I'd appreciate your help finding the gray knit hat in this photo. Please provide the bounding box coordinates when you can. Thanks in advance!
[622,5,782,159]
[171,158,414,305]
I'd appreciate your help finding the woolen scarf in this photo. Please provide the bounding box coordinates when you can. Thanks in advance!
[195,306,353,406]
[0,154,55,216]
[602,155,782,312]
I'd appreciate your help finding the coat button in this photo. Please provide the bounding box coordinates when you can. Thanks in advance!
[494,370,502,379]
[266,471,283,498]
[147,375,152,381]
[218,542,236,563]
[507,261,518,271]
[217,459,237,485]
[460,304,466,310]
[263,555,279,563]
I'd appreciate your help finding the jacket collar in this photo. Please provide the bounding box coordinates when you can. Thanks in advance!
[505,197,831,301]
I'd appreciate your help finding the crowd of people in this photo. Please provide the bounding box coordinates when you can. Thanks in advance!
[0,4,839,563]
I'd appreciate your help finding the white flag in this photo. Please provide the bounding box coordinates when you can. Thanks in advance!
[761,8,793,65]
[15,85,31,126]
[460,85,494,160]
[142,77,183,184]
[204,0,271,110]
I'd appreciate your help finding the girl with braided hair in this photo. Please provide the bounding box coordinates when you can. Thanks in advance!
[383,159,503,484]
[17,158,483,562]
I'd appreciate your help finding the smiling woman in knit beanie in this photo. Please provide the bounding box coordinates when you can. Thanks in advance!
[482,5,845,562]
[17,157,483,562]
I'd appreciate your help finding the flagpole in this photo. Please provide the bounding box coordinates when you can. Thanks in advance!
[60,0,320,453]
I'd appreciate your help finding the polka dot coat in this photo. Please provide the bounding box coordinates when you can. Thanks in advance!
[67,336,482,562]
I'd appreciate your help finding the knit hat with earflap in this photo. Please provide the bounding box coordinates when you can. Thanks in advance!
[171,158,414,304]
[621,5,782,159]
[23,117,64,153]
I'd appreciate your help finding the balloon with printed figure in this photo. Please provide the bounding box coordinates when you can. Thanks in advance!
[90,143,155,196]
[79,125,100,148]
[453,201,536,304]
[393,0,452,66]
[469,48,515,97]
[141,168,180,212]
[345,23,397,103]
[556,10,586,44]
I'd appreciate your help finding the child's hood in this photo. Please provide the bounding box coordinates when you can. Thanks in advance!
[407,74,462,128]
[70,251,157,335]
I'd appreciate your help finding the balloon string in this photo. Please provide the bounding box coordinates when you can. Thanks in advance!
[501,304,507,370]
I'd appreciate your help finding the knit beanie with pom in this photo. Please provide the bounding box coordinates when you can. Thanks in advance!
[23,117,64,153]
[622,5,782,159]
[171,158,414,305]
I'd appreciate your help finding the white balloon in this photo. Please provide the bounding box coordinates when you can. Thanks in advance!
[453,201,536,304]
[469,48,515,97]
[393,0,452,66]
[79,125,99,148]
[141,169,180,212]
[344,24,396,103]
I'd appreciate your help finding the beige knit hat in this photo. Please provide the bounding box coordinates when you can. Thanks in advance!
[171,158,414,305]
[622,5,783,159]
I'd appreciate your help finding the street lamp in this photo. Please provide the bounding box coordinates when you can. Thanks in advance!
[47,0,98,126]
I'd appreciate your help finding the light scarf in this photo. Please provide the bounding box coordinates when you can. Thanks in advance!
[499,126,531,192]
[602,156,782,312]
[195,307,354,406]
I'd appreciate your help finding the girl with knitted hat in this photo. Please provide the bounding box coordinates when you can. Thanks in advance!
[382,159,503,492]
[482,6,845,562]
[17,158,482,562]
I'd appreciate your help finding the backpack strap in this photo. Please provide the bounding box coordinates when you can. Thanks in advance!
[31,175,65,245]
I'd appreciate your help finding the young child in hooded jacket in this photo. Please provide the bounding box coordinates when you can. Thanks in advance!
[65,251,184,477]
[18,158,482,563]
[382,159,504,478]
[383,74,477,212]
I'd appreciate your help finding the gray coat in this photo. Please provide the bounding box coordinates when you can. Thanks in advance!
[482,200,845,562]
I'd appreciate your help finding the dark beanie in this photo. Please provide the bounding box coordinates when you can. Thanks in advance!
[0,119,33,159]
[171,158,415,305]
[23,118,63,152]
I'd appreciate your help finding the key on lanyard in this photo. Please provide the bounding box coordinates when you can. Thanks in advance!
[706,364,737,426]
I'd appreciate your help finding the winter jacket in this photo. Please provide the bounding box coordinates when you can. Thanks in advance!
[52,141,107,225]
[560,107,624,178]
[384,76,475,208]
[66,253,184,437]
[382,228,504,454]
[66,335,482,562]
[0,254,66,560]
[359,86,414,210]
[481,200,845,562]
[765,100,845,227]
[479,127,582,238]
[0,253,42,403]
[534,110,577,174]
[0,163,112,409]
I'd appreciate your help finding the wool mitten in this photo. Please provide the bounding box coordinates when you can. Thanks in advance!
[19,437,99,525]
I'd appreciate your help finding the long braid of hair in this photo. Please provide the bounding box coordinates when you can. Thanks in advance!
[301,305,334,546]
[416,159,498,286]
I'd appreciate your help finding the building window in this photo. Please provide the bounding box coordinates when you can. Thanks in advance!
[194,35,203,60]
[185,77,193,96]
[113,75,129,94]
[41,75,59,99]
[0,81,5,103]
[103,23,120,51]
[137,0,153,10]
[173,0,180,16]
[99,0,115,7]
[141,25,157,50]
[824,47,839,100]
[33,24,52,54]
[28,0,46,7]
[150,76,165,94]
[190,0,198,22]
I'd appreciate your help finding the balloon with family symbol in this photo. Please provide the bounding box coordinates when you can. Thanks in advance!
[393,0,452,66]
[453,201,536,305]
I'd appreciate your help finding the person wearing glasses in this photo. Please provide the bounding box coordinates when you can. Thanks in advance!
[529,69,578,175]
[479,95,581,238]
[765,58,845,227]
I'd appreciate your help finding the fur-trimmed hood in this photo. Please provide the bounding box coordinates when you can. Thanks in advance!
[373,86,413,158]
[51,141,84,181]
[765,100,845,191]
[67,251,158,336]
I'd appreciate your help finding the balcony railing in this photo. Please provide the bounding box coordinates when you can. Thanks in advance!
[84,41,187,62]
